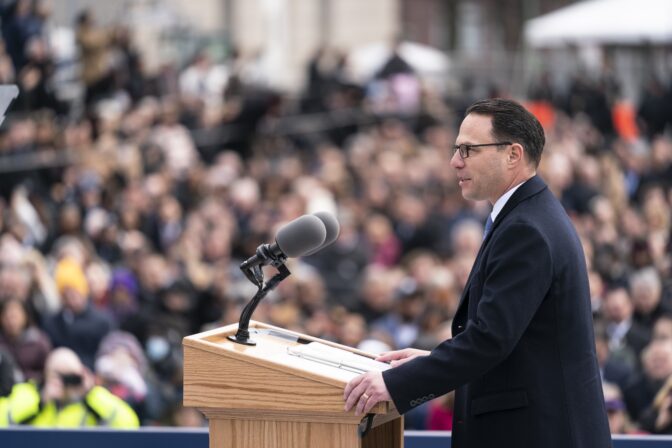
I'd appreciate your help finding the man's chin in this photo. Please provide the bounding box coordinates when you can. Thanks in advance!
[461,189,476,201]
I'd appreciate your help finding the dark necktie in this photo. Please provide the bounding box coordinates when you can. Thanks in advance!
[483,215,494,240]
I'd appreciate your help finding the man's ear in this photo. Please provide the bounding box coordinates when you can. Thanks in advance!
[508,143,525,166]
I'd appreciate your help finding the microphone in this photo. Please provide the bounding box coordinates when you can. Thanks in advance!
[240,214,327,271]
[231,214,328,345]
[305,211,340,256]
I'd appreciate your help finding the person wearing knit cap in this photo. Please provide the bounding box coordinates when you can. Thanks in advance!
[54,258,90,312]
[43,258,114,369]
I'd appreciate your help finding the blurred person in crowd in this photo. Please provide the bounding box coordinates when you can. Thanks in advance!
[150,99,201,180]
[52,202,84,242]
[15,35,64,114]
[639,374,672,434]
[588,269,606,314]
[290,266,327,318]
[641,185,671,232]
[640,187,672,271]
[623,340,672,421]
[109,25,144,102]
[103,268,140,327]
[598,153,629,215]
[563,74,615,138]
[179,50,229,107]
[129,247,165,301]
[50,235,89,271]
[638,137,672,193]
[403,250,441,289]
[371,280,425,349]
[42,257,114,369]
[392,192,443,254]
[0,298,51,382]
[85,260,111,308]
[448,218,484,259]
[0,236,34,306]
[146,195,184,253]
[563,156,601,217]
[0,0,44,73]
[449,252,478,293]
[0,236,59,315]
[136,279,195,389]
[594,319,634,392]
[426,391,455,431]
[0,348,20,396]
[355,266,397,324]
[0,347,138,427]
[335,313,368,349]
[305,209,368,310]
[86,210,122,264]
[362,213,401,267]
[652,315,672,343]
[637,77,670,141]
[630,267,671,340]
[602,286,648,367]
[423,267,458,314]
[75,9,115,108]
[302,47,350,114]
[589,196,620,246]
[95,331,169,423]
[603,382,641,434]
[345,99,611,447]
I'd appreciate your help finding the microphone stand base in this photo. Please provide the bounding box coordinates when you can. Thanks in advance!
[227,334,257,346]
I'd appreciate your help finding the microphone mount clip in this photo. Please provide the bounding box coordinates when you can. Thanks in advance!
[230,248,292,346]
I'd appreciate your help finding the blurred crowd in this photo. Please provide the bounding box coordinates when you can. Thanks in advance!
[0,2,671,434]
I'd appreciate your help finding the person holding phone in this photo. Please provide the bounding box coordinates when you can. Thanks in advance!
[0,347,138,428]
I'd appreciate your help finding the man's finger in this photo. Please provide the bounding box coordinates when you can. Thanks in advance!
[375,350,407,362]
[390,356,417,367]
[344,376,370,412]
[355,390,372,416]
[343,374,363,400]
[362,393,379,415]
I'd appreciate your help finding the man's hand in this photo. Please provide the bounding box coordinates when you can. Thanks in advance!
[376,348,430,367]
[343,371,391,416]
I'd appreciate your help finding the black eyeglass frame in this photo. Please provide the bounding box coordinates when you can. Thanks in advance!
[452,141,512,159]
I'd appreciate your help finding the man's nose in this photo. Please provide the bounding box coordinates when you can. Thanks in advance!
[450,149,464,169]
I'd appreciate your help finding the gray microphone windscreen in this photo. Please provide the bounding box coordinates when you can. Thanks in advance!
[305,212,340,255]
[275,215,326,258]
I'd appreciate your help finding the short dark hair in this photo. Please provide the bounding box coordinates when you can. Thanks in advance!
[466,98,545,167]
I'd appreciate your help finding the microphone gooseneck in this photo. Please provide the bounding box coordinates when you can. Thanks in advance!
[231,213,337,345]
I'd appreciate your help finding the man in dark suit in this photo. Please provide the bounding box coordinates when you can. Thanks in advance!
[344,98,612,447]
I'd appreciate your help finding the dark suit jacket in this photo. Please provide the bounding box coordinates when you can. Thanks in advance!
[383,176,612,448]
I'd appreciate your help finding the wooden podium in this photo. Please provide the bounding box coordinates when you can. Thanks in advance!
[183,321,403,448]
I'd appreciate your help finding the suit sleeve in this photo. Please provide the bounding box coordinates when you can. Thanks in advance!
[383,220,553,414]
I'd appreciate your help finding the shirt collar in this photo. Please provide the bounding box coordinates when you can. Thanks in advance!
[490,180,527,222]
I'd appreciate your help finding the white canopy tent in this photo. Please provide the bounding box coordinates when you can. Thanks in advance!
[525,0,672,47]
[347,41,451,88]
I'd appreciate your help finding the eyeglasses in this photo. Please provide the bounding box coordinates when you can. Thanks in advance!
[452,142,512,159]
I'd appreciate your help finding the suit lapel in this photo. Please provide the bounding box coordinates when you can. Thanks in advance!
[452,176,548,322]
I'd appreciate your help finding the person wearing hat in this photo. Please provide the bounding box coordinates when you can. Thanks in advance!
[42,258,114,369]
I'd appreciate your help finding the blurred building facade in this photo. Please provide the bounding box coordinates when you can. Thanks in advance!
[46,0,586,94]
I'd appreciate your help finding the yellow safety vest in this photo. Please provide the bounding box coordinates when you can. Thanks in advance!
[0,382,139,428]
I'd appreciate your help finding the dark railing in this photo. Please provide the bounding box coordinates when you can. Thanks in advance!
[1,428,672,448]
